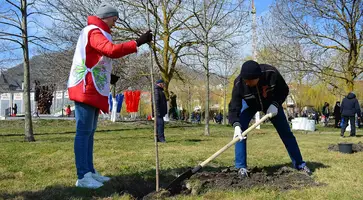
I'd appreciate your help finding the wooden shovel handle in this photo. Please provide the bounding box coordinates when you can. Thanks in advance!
[199,113,272,167]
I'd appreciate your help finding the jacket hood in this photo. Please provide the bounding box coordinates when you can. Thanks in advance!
[87,16,111,34]
[347,92,356,99]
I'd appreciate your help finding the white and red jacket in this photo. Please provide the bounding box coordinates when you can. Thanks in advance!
[68,16,137,113]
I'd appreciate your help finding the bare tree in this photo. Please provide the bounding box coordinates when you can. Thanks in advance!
[214,56,239,125]
[116,0,203,99]
[262,0,363,93]
[0,0,51,141]
[181,0,249,135]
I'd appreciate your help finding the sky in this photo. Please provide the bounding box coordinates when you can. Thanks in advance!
[255,0,274,16]
[240,0,274,58]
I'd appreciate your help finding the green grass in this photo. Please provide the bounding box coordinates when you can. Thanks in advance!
[1,120,363,199]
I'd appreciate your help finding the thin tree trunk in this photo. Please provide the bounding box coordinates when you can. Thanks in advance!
[223,73,227,125]
[204,44,210,136]
[203,0,210,136]
[188,85,192,122]
[21,0,35,142]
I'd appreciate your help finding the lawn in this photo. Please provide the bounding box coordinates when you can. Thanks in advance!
[1,119,363,200]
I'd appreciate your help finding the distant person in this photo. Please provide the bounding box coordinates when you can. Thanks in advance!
[216,112,223,124]
[12,104,17,116]
[340,92,361,137]
[33,80,40,117]
[169,91,178,120]
[65,105,72,117]
[312,109,319,124]
[196,111,201,124]
[333,101,341,128]
[322,102,330,126]
[154,79,167,142]
[191,112,196,123]
[301,108,308,117]
[67,2,152,189]
[34,106,40,118]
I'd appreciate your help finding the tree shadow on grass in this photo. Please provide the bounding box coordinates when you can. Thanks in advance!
[0,124,197,138]
[0,161,329,200]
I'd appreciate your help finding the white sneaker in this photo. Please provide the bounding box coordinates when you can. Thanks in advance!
[75,172,103,189]
[92,171,111,183]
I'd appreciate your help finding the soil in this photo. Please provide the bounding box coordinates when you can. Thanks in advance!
[143,166,322,199]
[328,142,363,153]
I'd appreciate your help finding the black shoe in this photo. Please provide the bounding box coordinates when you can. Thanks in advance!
[157,139,166,143]
[340,135,345,138]
[298,165,312,176]
[350,135,356,137]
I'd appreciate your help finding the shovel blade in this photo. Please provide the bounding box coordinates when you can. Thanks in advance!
[166,168,194,191]
[166,165,202,191]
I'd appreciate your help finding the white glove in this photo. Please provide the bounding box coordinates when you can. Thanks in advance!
[266,104,278,117]
[233,126,246,141]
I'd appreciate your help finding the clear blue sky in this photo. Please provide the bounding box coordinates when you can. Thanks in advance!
[254,0,274,16]
[239,0,274,58]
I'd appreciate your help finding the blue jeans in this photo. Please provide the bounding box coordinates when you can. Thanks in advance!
[235,106,305,169]
[74,102,99,179]
[156,116,165,141]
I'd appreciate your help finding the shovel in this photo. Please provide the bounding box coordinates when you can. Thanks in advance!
[166,113,273,191]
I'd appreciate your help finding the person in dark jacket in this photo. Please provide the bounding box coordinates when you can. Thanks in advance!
[340,92,361,137]
[229,60,311,178]
[333,101,341,128]
[322,102,330,126]
[154,79,168,142]
[169,91,178,120]
[12,104,17,116]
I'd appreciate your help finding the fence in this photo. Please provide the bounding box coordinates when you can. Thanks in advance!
[0,90,74,116]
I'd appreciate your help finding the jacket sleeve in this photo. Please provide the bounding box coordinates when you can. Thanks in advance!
[228,76,243,127]
[355,99,361,117]
[89,29,137,59]
[340,101,344,113]
[271,70,289,108]
[154,88,161,116]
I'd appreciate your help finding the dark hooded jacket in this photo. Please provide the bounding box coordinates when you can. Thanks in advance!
[154,85,167,117]
[228,64,289,126]
[340,93,361,117]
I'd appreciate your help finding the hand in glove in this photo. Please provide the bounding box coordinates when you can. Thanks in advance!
[110,74,120,85]
[136,30,152,46]
[266,104,278,117]
[233,126,246,141]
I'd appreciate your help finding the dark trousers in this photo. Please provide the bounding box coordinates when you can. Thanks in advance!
[156,116,165,141]
[334,116,341,128]
[341,116,356,136]
[235,106,305,169]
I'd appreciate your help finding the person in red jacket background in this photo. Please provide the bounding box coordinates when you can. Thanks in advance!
[67,2,152,189]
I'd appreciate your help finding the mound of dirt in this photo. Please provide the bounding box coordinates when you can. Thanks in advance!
[184,166,321,195]
[145,166,322,198]
[328,142,363,153]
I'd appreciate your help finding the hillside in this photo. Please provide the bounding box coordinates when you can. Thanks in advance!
[0,51,230,93]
